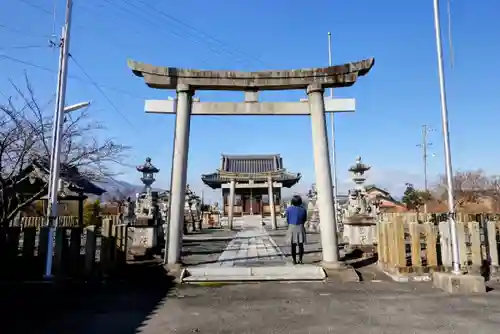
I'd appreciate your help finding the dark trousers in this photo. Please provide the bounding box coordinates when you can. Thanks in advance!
[291,243,304,264]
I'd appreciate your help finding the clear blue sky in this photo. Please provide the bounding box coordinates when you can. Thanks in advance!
[2,0,499,202]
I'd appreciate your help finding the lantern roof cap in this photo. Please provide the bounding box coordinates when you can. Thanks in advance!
[137,157,159,173]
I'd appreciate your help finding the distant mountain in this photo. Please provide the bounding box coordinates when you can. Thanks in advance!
[89,179,165,202]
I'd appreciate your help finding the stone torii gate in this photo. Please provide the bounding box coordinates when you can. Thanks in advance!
[128,58,375,269]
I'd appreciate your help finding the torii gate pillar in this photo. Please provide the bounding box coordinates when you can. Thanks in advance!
[307,83,339,265]
[166,84,193,265]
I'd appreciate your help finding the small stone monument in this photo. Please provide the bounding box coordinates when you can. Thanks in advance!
[342,156,380,256]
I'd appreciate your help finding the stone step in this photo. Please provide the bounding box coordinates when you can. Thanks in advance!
[181,265,326,282]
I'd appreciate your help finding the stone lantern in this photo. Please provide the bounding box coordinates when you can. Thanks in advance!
[137,157,159,194]
[343,156,378,256]
[129,157,161,258]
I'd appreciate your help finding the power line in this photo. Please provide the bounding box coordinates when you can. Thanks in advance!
[0,54,54,72]
[0,45,47,51]
[101,0,217,66]
[96,0,260,67]
[0,23,52,39]
[18,0,53,15]
[124,0,267,67]
[0,53,146,99]
[0,53,230,124]
[69,54,138,131]
[16,0,265,68]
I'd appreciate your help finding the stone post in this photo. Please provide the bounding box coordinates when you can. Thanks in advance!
[307,83,340,268]
[166,84,193,266]
[267,176,277,229]
[228,179,236,230]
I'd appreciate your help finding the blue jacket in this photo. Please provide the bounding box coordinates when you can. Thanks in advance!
[286,205,307,225]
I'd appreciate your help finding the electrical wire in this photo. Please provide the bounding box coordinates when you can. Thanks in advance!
[18,0,53,15]
[0,50,233,125]
[0,53,146,100]
[69,54,138,131]
[0,23,52,39]
[132,0,267,67]
[101,0,218,66]
[0,45,47,51]
[118,0,262,67]
[0,54,54,72]
[14,0,266,68]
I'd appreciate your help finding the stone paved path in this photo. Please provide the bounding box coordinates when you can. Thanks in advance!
[207,215,287,267]
[182,216,327,282]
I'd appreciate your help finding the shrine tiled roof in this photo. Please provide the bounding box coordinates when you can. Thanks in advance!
[201,154,300,189]
[201,171,301,189]
[222,154,282,173]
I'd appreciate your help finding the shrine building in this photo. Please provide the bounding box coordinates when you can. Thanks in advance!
[201,154,301,216]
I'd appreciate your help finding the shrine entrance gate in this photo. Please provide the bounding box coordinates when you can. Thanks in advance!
[128,58,375,269]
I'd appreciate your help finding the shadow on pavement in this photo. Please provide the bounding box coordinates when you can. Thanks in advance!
[1,261,174,334]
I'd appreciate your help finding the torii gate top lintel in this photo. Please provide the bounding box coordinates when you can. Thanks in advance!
[127,58,374,91]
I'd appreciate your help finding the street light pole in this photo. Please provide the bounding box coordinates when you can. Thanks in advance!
[44,0,74,278]
[327,32,339,231]
[432,0,461,275]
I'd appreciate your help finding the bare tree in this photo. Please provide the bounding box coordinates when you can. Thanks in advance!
[487,175,500,212]
[433,170,491,209]
[0,76,129,227]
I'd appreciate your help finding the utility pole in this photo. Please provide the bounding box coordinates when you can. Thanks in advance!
[432,0,460,275]
[45,0,73,278]
[417,125,434,213]
[327,32,340,231]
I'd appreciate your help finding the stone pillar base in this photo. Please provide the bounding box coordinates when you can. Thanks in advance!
[432,272,486,294]
[320,260,346,270]
[165,263,184,283]
[320,261,360,282]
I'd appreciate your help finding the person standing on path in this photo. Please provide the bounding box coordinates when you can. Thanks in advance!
[285,195,307,264]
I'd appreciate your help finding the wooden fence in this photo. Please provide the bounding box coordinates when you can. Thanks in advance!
[16,215,121,228]
[19,216,80,228]
[0,215,127,280]
[378,213,500,277]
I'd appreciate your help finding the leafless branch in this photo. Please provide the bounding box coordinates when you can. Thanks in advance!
[0,76,130,227]
[433,170,500,212]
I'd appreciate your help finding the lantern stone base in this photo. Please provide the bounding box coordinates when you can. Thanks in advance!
[343,223,376,247]
[129,226,158,257]
[305,219,321,233]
